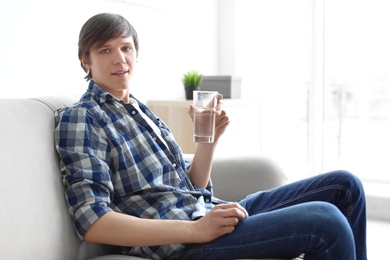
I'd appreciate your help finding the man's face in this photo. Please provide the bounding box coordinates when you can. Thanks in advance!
[82,35,137,101]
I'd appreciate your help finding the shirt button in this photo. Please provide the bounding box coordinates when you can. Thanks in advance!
[153,137,157,140]
[172,163,177,167]
[132,111,136,115]
[205,199,210,203]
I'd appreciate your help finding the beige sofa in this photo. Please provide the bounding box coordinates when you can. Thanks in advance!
[0,96,290,260]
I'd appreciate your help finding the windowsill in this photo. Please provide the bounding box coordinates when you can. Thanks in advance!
[364,181,390,198]
[363,182,390,221]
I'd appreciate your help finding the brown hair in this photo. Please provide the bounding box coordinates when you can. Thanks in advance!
[78,13,139,81]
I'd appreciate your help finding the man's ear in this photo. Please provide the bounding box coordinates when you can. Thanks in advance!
[80,56,91,71]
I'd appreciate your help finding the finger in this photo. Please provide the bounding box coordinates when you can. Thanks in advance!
[215,117,230,130]
[212,207,244,222]
[237,205,249,218]
[229,202,249,218]
[188,104,194,120]
[215,109,227,119]
[219,203,249,218]
[224,217,240,226]
[215,111,230,126]
[207,93,223,109]
[218,225,236,236]
[215,95,224,112]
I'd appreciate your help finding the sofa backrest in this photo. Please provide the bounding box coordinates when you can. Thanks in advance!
[0,96,105,260]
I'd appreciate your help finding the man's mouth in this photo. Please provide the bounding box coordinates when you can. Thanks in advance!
[112,70,129,76]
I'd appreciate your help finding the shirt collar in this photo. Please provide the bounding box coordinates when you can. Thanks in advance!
[87,80,132,104]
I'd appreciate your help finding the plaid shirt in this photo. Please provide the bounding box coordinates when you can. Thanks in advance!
[54,81,216,259]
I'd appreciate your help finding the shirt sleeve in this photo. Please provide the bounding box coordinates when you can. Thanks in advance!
[54,106,113,239]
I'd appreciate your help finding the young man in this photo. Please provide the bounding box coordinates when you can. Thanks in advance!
[55,13,367,259]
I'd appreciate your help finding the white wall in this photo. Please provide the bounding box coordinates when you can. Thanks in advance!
[0,0,219,103]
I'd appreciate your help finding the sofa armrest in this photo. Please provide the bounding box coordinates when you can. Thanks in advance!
[183,154,288,202]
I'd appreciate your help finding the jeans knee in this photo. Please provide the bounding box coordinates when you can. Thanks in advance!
[303,201,339,218]
[329,170,366,198]
[332,170,363,189]
[304,202,353,239]
[301,202,356,259]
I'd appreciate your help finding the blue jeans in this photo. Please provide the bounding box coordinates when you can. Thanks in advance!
[168,170,367,260]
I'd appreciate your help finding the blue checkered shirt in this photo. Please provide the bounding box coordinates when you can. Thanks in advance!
[54,81,216,259]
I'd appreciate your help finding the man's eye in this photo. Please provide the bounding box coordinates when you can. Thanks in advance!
[101,49,109,54]
[123,47,132,52]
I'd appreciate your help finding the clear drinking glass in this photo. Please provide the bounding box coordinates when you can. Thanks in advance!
[193,90,218,143]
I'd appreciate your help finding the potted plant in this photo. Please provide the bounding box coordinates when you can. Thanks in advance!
[182,70,203,100]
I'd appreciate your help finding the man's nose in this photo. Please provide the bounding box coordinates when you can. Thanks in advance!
[114,51,126,64]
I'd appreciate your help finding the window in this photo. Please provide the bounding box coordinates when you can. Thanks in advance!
[235,0,312,180]
[235,0,390,184]
[323,0,390,183]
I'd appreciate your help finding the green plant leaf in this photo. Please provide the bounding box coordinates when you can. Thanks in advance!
[182,70,203,88]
